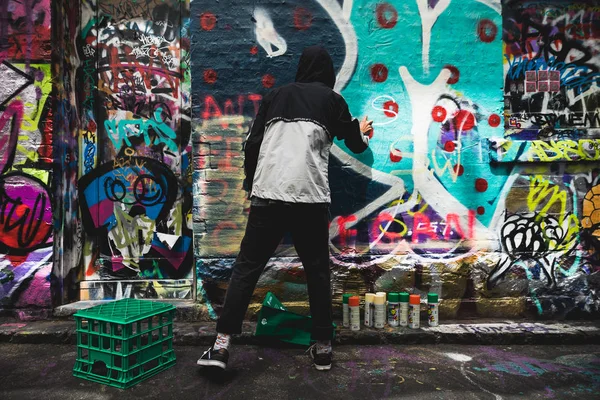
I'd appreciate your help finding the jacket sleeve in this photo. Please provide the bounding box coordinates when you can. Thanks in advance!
[331,94,369,154]
[242,93,270,196]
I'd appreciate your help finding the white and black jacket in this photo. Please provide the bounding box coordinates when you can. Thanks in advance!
[243,46,369,204]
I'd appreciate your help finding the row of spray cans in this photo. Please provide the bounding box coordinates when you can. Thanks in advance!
[342,292,439,330]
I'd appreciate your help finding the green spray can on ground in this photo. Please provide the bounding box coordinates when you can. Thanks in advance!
[387,292,400,327]
[428,293,439,327]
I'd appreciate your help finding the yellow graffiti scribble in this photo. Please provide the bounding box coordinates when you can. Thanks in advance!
[528,175,567,222]
[9,64,52,165]
[168,202,183,236]
[15,143,39,163]
[19,168,49,183]
[553,214,580,252]
[17,64,52,132]
[378,216,408,237]
[21,99,48,132]
[391,193,429,216]
[529,140,600,162]
[110,207,155,252]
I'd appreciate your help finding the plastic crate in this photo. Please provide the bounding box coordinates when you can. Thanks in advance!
[73,298,176,389]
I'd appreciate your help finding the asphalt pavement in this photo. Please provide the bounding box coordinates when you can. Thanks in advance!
[1,343,599,399]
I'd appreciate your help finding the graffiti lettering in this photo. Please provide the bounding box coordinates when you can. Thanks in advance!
[105,107,178,152]
[529,139,600,162]
[529,111,600,129]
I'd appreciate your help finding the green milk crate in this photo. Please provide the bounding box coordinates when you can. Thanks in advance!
[73,298,176,389]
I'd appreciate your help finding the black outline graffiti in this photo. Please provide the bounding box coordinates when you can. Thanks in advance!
[488,212,577,289]
[503,4,598,73]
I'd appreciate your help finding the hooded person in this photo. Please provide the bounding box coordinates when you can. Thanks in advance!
[197,46,373,371]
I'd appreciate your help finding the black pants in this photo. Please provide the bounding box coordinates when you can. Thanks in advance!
[216,203,333,340]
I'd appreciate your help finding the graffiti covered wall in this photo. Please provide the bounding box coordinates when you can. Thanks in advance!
[492,0,600,316]
[72,0,194,301]
[3,0,598,319]
[192,0,600,319]
[0,0,54,318]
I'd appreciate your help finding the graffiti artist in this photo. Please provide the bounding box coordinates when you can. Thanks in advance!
[197,46,373,371]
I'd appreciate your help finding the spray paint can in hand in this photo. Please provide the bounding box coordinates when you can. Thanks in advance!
[408,294,421,329]
[373,293,386,329]
[387,292,400,327]
[364,293,375,327]
[399,292,409,327]
[349,296,361,331]
[428,293,439,327]
[342,294,353,328]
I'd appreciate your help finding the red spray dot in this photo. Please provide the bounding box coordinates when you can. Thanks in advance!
[432,106,447,122]
[444,65,460,84]
[444,141,456,152]
[477,19,498,43]
[453,164,464,176]
[383,100,398,117]
[250,46,258,55]
[203,69,217,84]
[475,178,488,192]
[477,206,485,215]
[390,148,402,162]
[262,74,275,88]
[200,12,217,31]
[376,3,398,29]
[370,64,388,83]
[488,114,501,127]
[294,7,313,31]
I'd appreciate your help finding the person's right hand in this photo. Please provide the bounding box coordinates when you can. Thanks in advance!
[360,116,374,138]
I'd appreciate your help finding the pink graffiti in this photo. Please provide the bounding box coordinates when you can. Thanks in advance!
[335,215,357,248]
[412,211,475,243]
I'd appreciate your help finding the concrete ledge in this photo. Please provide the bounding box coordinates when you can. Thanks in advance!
[1,319,599,346]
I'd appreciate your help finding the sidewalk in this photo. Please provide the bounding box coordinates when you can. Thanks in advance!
[1,318,599,346]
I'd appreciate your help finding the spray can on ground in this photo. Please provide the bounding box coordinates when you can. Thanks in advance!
[342,294,353,327]
[387,292,400,327]
[376,291,387,320]
[349,296,361,331]
[408,294,421,329]
[373,293,386,329]
[364,293,375,327]
[399,292,409,327]
[428,293,439,327]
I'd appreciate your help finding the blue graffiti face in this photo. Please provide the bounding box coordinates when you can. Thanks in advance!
[78,157,177,233]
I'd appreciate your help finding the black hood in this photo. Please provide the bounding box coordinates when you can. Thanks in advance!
[294,46,336,89]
